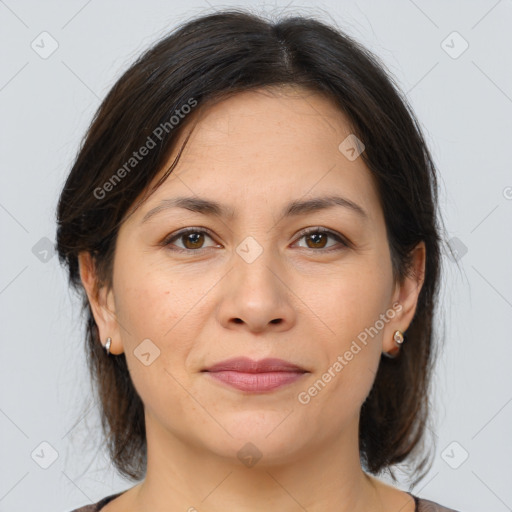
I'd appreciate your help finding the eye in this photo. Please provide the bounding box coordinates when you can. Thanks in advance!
[162,226,349,253]
[162,227,219,252]
[293,227,349,252]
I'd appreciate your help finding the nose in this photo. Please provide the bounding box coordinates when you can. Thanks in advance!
[216,249,296,334]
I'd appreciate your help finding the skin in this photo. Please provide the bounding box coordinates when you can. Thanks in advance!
[79,85,425,512]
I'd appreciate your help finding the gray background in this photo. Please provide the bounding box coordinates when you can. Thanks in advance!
[1,1,511,511]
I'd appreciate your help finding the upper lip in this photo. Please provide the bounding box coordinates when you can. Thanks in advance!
[202,357,308,373]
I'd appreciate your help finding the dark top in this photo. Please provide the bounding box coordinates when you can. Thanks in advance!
[68,490,462,511]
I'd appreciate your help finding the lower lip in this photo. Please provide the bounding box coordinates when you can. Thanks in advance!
[205,370,307,392]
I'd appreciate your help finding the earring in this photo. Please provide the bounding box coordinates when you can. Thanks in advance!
[382,330,405,359]
[104,337,112,356]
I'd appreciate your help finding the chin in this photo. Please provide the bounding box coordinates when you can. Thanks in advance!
[197,414,311,466]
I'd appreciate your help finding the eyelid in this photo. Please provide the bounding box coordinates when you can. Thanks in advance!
[161,226,219,250]
[292,226,349,250]
[162,226,349,252]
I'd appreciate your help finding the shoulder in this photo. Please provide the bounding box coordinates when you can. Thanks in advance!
[416,496,462,511]
[67,491,125,512]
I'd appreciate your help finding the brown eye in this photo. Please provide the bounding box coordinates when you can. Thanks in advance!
[163,227,348,254]
[295,228,348,252]
[305,232,329,249]
[181,232,205,249]
[163,228,217,252]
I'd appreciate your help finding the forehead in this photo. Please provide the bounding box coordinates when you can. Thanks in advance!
[133,86,382,227]
[185,86,356,153]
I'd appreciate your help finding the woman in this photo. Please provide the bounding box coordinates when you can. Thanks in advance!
[57,8,462,512]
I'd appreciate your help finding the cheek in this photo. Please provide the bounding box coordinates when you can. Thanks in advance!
[313,266,390,340]
[300,265,390,402]
[115,278,168,338]
[113,251,190,337]
[113,258,215,370]
[113,271,197,413]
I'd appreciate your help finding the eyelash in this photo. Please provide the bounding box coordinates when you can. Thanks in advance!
[161,226,349,254]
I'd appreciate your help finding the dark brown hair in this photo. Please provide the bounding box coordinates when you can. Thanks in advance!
[56,8,452,486]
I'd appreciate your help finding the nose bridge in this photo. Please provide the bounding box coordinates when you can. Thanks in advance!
[216,231,295,331]
[232,233,282,295]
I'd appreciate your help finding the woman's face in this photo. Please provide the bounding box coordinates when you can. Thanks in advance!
[82,86,424,465]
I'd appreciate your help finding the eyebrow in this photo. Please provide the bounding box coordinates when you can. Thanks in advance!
[141,194,368,224]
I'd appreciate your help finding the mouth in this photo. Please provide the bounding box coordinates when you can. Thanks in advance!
[201,357,309,393]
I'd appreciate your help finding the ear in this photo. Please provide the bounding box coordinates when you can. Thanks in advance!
[78,251,123,355]
[382,241,426,355]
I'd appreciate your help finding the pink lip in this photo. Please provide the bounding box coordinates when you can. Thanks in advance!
[203,357,307,373]
[202,357,309,393]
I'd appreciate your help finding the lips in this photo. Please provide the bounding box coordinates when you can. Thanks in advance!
[202,357,309,392]
[202,357,307,373]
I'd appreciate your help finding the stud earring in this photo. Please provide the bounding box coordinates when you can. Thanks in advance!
[382,330,405,359]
